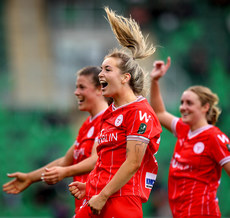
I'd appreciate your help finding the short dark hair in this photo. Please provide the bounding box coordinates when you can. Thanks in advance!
[77,66,101,88]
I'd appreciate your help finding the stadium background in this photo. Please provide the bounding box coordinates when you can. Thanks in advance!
[0,0,230,217]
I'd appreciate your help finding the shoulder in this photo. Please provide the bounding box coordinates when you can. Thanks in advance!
[172,118,190,137]
[127,98,159,122]
[207,126,229,145]
[80,116,91,127]
[127,98,162,132]
[130,97,155,114]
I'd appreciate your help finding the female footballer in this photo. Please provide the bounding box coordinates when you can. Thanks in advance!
[69,7,162,218]
[3,66,109,214]
[150,57,230,217]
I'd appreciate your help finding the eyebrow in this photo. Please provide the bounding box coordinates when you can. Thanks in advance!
[101,65,112,69]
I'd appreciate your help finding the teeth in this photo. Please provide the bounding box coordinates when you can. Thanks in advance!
[100,81,108,88]
[78,97,84,102]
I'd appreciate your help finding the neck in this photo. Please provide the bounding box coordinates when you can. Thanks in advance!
[90,100,108,118]
[113,88,138,107]
[190,119,209,131]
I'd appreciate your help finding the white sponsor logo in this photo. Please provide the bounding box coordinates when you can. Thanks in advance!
[171,158,190,170]
[74,148,85,159]
[98,129,118,144]
[174,152,181,159]
[87,126,94,138]
[145,172,157,189]
[139,111,151,123]
[179,139,184,146]
[115,114,123,127]
[74,140,79,147]
[193,142,205,154]
[217,134,229,143]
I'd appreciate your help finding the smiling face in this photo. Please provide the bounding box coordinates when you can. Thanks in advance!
[179,90,209,128]
[99,57,125,98]
[74,75,101,112]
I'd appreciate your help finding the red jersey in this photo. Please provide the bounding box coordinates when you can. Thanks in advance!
[169,118,230,217]
[73,111,104,213]
[86,96,162,202]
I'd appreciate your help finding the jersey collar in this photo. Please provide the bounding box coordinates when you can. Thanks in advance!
[188,124,213,139]
[112,96,145,111]
[89,109,106,122]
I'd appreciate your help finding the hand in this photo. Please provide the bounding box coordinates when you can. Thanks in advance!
[150,57,171,81]
[69,181,86,200]
[2,172,32,194]
[42,167,66,185]
[88,193,108,215]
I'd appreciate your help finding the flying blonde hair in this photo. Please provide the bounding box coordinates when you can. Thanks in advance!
[104,7,155,96]
[104,7,155,59]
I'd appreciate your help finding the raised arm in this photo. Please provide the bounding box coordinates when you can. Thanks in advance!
[150,57,176,132]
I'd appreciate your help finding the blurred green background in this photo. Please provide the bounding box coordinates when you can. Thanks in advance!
[0,0,230,217]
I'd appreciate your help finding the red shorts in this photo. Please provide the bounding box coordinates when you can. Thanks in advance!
[74,198,86,214]
[75,196,143,218]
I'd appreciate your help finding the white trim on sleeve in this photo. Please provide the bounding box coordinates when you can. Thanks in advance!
[171,117,179,137]
[219,156,230,166]
[127,135,150,144]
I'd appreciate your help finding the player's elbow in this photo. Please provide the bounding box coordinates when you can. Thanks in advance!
[128,160,142,174]
[90,154,98,169]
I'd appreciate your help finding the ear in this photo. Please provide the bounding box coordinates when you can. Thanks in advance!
[121,73,131,84]
[202,102,210,113]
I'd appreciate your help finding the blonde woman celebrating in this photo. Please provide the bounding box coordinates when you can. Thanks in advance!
[69,7,162,217]
[150,57,230,217]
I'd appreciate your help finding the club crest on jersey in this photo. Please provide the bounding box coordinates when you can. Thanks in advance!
[87,126,94,138]
[138,123,147,134]
[193,142,205,154]
[115,114,123,127]
[145,172,157,189]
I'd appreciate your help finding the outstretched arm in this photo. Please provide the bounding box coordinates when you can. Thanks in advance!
[3,140,98,193]
[2,156,64,194]
[43,142,98,184]
[150,57,176,132]
[2,141,76,194]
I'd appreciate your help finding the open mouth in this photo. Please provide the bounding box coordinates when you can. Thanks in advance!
[100,81,108,89]
[182,112,190,117]
[78,97,84,104]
